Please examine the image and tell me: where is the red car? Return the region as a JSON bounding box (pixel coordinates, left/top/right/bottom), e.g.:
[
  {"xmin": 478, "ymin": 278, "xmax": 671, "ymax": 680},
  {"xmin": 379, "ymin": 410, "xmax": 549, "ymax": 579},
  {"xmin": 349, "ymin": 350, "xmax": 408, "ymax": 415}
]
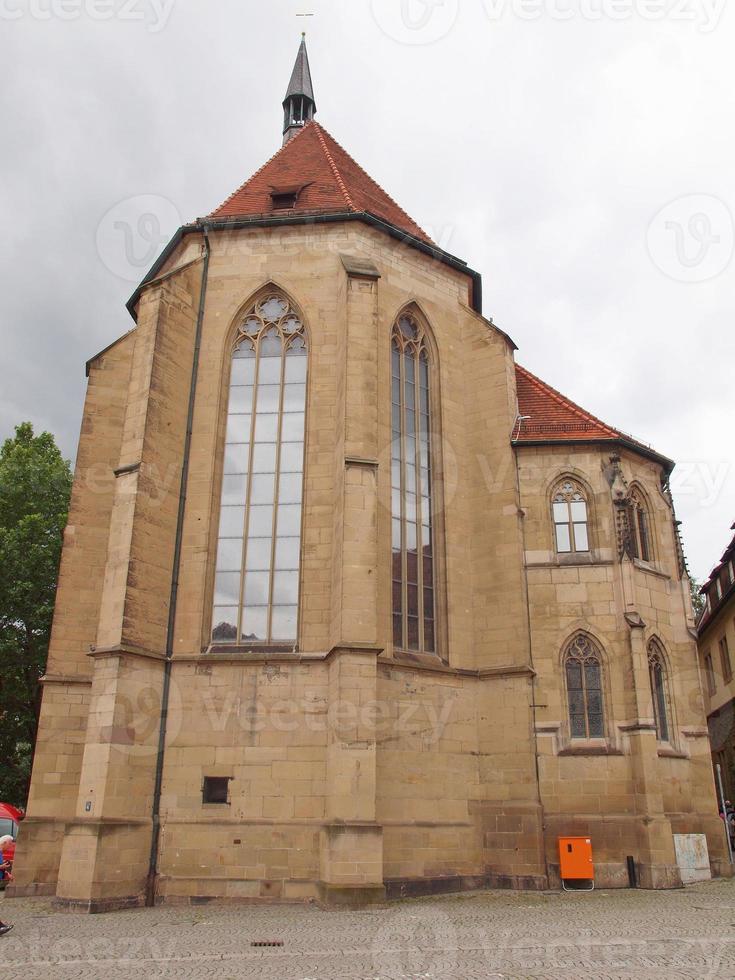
[{"xmin": 0, "ymin": 803, "xmax": 24, "ymax": 865}]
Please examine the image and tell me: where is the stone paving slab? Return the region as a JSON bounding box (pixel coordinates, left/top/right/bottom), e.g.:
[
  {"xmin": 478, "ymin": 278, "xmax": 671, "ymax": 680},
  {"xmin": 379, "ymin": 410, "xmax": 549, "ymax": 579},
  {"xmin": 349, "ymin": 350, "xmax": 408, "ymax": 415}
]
[{"xmin": 2, "ymin": 879, "xmax": 735, "ymax": 979}]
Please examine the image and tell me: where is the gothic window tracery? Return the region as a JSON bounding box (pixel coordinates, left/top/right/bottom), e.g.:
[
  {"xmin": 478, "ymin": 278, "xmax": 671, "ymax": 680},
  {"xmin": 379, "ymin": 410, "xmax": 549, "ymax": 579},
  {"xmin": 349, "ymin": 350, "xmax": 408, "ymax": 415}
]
[
  {"xmin": 647, "ymin": 639, "xmax": 671, "ymax": 743},
  {"xmin": 211, "ymin": 293, "xmax": 307, "ymax": 645},
  {"xmin": 564, "ymin": 634, "xmax": 605, "ymax": 739},
  {"xmin": 552, "ymin": 480, "xmax": 590, "ymax": 554},
  {"xmin": 627, "ymin": 486, "xmax": 652, "ymax": 562},
  {"xmin": 391, "ymin": 312, "xmax": 436, "ymax": 653}
]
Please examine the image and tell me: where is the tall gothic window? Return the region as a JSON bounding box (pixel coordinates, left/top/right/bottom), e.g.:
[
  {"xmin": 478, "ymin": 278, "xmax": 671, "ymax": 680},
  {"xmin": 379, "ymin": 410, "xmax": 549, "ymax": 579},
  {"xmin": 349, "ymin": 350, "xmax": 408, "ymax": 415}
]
[
  {"xmin": 564, "ymin": 634, "xmax": 605, "ymax": 739},
  {"xmin": 391, "ymin": 312, "xmax": 435, "ymax": 653},
  {"xmin": 628, "ymin": 486, "xmax": 652, "ymax": 562},
  {"xmin": 647, "ymin": 639, "xmax": 671, "ymax": 742},
  {"xmin": 552, "ymin": 480, "xmax": 590, "ymax": 554},
  {"xmin": 211, "ymin": 294, "xmax": 307, "ymax": 645}
]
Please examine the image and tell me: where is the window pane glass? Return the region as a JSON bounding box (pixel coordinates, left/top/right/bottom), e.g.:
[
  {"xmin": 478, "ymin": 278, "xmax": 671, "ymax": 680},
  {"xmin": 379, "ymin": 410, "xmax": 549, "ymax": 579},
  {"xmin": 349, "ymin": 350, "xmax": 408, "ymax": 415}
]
[
  {"xmin": 570, "ymin": 713, "xmax": 586, "ymax": 738},
  {"xmin": 231, "ymin": 358, "xmax": 255, "ymax": 386},
  {"xmin": 275, "ymin": 537, "xmax": 300, "ymax": 570},
  {"xmin": 248, "ymin": 505, "xmax": 274, "ymax": 538},
  {"xmin": 566, "ymin": 661, "xmax": 583, "ymax": 690},
  {"xmin": 407, "ymin": 584, "xmax": 419, "ymax": 617},
  {"xmin": 228, "ymin": 386, "xmax": 253, "ymax": 415},
  {"xmin": 281, "ymin": 413, "xmax": 305, "ymax": 442},
  {"xmin": 392, "ymin": 518, "xmax": 401, "ymax": 550},
  {"xmin": 257, "ymin": 356, "xmax": 282, "ymax": 385},
  {"xmin": 245, "ymin": 538, "xmax": 272, "ymax": 571},
  {"xmin": 214, "ymin": 572, "xmax": 240, "ymax": 606},
  {"xmin": 424, "ymin": 617, "xmax": 435, "ymax": 653},
  {"xmin": 587, "ymin": 714, "xmax": 604, "ymax": 738},
  {"xmin": 254, "ymin": 414, "xmax": 278, "ymax": 443},
  {"xmin": 276, "ymin": 504, "xmax": 302, "ymax": 537},
  {"xmin": 250, "ymin": 473, "xmax": 276, "ymax": 506},
  {"xmin": 570, "ymin": 500, "xmax": 587, "ymax": 522},
  {"xmin": 273, "ymin": 571, "xmax": 299, "ymax": 605},
  {"xmin": 555, "ymin": 524, "xmax": 571, "ymax": 552},
  {"xmin": 271, "ymin": 605, "xmax": 298, "ymax": 639},
  {"xmin": 406, "ymin": 522, "xmax": 417, "ymax": 552},
  {"xmin": 243, "ymin": 571, "xmax": 270, "ymax": 606},
  {"xmin": 278, "ymin": 474, "xmax": 303, "ymax": 504},
  {"xmin": 392, "ymin": 614, "xmax": 403, "ymax": 647},
  {"xmin": 252, "ymin": 443, "xmax": 277, "ymax": 474},
  {"xmin": 226, "ymin": 413, "xmax": 252, "ymax": 445},
  {"xmin": 241, "ymin": 607, "xmax": 268, "ymax": 643},
  {"xmin": 216, "ymin": 538, "xmax": 243, "ymax": 572},
  {"xmin": 585, "ymin": 661, "xmax": 601, "ymax": 691},
  {"xmin": 553, "ymin": 502, "xmax": 568, "ymax": 523},
  {"xmin": 224, "ymin": 444, "xmax": 249, "ymax": 475},
  {"xmin": 284, "ymin": 352, "xmax": 307, "ymax": 383},
  {"xmin": 280, "ymin": 442, "xmax": 304, "ymax": 473},
  {"xmin": 407, "ymin": 616, "xmax": 419, "ymax": 650},
  {"xmin": 283, "ymin": 383, "xmax": 306, "ymax": 412},
  {"xmin": 212, "ymin": 608, "xmax": 238, "ymax": 642},
  {"xmin": 221, "ymin": 474, "xmax": 247, "ymax": 507},
  {"xmin": 574, "ymin": 523, "xmax": 589, "ymax": 552},
  {"xmin": 256, "ymin": 385, "xmax": 281, "ymax": 413},
  {"xmin": 219, "ymin": 506, "xmax": 246, "ymax": 538}
]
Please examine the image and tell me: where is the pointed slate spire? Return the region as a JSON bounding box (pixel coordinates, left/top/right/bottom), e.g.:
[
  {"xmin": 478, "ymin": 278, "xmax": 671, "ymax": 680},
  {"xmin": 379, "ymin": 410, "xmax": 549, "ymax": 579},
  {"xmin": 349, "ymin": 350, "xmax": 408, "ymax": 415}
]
[{"xmin": 282, "ymin": 34, "xmax": 316, "ymax": 145}]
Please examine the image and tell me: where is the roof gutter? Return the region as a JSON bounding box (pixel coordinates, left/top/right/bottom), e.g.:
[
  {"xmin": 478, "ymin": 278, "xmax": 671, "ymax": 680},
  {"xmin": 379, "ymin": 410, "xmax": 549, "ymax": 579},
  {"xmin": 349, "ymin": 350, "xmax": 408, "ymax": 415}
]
[{"xmin": 125, "ymin": 211, "xmax": 483, "ymax": 319}]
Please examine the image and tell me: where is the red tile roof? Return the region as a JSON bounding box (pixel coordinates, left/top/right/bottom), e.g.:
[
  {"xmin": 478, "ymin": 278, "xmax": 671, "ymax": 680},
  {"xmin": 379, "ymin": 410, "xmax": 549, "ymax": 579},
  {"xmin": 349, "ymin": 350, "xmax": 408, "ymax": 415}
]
[
  {"xmin": 210, "ymin": 121, "xmax": 433, "ymax": 244},
  {"xmin": 513, "ymin": 363, "xmax": 666, "ymax": 466},
  {"xmin": 514, "ymin": 363, "xmax": 621, "ymax": 442}
]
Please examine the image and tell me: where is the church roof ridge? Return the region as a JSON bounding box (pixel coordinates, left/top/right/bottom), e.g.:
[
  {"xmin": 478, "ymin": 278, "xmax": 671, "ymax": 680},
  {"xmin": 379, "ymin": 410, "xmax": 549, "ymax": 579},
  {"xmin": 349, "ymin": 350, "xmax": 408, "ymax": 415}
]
[{"xmin": 312, "ymin": 122, "xmax": 355, "ymax": 210}]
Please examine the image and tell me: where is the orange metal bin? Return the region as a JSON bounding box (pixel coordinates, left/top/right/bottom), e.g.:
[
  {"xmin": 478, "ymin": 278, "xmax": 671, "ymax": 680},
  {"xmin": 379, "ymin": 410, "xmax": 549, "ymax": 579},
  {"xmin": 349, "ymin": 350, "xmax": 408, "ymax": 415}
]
[{"xmin": 558, "ymin": 836, "xmax": 594, "ymax": 890}]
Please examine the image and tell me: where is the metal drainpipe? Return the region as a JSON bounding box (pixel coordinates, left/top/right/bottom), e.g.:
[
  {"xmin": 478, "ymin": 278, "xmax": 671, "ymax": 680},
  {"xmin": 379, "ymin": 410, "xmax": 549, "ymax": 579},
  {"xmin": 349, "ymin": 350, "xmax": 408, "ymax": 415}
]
[{"xmin": 145, "ymin": 223, "xmax": 211, "ymax": 908}]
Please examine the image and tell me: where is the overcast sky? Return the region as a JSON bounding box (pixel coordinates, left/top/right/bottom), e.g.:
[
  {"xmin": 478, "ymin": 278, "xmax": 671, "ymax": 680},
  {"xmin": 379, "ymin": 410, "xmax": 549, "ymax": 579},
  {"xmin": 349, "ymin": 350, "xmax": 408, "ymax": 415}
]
[{"xmin": 1, "ymin": 0, "xmax": 732, "ymax": 582}]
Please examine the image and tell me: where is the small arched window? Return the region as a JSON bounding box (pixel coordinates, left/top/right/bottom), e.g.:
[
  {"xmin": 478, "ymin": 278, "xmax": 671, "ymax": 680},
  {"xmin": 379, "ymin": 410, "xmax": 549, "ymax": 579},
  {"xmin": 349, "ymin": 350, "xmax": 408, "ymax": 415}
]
[
  {"xmin": 628, "ymin": 486, "xmax": 652, "ymax": 562},
  {"xmin": 211, "ymin": 293, "xmax": 307, "ymax": 645},
  {"xmin": 391, "ymin": 312, "xmax": 436, "ymax": 653},
  {"xmin": 552, "ymin": 480, "xmax": 589, "ymax": 554},
  {"xmin": 564, "ymin": 634, "xmax": 605, "ymax": 739},
  {"xmin": 648, "ymin": 639, "xmax": 671, "ymax": 742}
]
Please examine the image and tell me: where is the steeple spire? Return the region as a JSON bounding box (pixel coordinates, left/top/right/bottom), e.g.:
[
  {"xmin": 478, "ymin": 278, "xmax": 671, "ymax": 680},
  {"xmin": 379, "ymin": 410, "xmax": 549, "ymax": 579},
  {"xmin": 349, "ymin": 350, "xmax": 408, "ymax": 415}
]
[{"xmin": 282, "ymin": 34, "xmax": 316, "ymax": 145}]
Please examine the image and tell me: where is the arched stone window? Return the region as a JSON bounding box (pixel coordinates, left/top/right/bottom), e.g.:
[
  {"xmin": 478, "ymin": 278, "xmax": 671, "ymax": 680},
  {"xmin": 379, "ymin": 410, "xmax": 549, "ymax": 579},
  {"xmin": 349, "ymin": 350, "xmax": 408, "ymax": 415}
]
[
  {"xmin": 648, "ymin": 639, "xmax": 671, "ymax": 742},
  {"xmin": 211, "ymin": 293, "xmax": 307, "ymax": 644},
  {"xmin": 627, "ymin": 486, "xmax": 652, "ymax": 562},
  {"xmin": 391, "ymin": 311, "xmax": 436, "ymax": 653},
  {"xmin": 564, "ymin": 634, "xmax": 605, "ymax": 738},
  {"xmin": 552, "ymin": 479, "xmax": 590, "ymax": 554}
]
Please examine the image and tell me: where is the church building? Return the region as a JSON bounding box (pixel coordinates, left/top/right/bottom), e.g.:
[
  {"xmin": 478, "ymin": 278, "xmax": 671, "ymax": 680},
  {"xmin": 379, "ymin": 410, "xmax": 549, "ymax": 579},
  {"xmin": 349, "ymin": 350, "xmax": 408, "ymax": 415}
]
[{"xmin": 11, "ymin": 39, "xmax": 729, "ymax": 910}]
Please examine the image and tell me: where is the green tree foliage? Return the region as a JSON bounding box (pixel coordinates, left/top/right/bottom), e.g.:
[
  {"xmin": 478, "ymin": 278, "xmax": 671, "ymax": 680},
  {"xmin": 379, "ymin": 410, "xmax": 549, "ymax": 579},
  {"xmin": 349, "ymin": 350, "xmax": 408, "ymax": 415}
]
[
  {"xmin": 690, "ymin": 577, "xmax": 706, "ymax": 622},
  {"xmin": 0, "ymin": 423, "xmax": 72, "ymax": 806}
]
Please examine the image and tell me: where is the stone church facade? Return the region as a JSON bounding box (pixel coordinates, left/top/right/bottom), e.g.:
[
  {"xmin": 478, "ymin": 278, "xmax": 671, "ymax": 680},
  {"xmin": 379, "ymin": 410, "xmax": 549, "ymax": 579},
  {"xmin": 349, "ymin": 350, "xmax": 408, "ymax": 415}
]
[{"xmin": 11, "ymin": 40, "xmax": 729, "ymax": 910}]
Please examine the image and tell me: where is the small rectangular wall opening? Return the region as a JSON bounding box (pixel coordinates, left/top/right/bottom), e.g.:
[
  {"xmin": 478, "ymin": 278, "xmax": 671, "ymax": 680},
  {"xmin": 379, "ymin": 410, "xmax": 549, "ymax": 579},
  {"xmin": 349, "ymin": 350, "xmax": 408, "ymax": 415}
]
[{"xmin": 202, "ymin": 776, "xmax": 231, "ymax": 805}]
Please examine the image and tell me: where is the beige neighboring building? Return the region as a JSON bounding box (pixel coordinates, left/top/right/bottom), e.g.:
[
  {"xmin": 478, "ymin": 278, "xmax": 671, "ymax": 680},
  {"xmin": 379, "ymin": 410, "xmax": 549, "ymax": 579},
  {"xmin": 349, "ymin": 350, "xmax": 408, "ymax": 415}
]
[
  {"xmin": 698, "ymin": 524, "xmax": 735, "ymax": 802},
  {"xmin": 10, "ymin": 40, "xmax": 729, "ymax": 911}
]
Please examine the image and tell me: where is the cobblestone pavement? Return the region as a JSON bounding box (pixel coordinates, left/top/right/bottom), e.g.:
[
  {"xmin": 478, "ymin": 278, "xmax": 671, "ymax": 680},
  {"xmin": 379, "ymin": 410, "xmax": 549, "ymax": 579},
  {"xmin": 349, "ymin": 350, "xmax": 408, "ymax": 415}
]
[{"xmin": 2, "ymin": 879, "xmax": 735, "ymax": 979}]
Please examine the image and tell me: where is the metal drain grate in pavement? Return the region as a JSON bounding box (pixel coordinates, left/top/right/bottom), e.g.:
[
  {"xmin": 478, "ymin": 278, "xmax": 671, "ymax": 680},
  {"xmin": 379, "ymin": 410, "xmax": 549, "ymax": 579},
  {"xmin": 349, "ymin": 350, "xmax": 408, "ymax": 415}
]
[{"xmin": 250, "ymin": 940, "xmax": 284, "ymax": 947}]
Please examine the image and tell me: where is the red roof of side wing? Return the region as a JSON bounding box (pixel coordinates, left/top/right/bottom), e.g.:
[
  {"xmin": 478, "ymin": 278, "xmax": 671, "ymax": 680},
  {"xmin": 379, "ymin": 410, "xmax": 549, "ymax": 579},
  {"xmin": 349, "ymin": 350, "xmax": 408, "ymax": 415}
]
[
  {"xmin": 209, "ymin": 121, "xmax": 433, "ymax": 244},
  {"xmin": 514, "ymin": 363, "xmax": 671, "ymax": 467}
]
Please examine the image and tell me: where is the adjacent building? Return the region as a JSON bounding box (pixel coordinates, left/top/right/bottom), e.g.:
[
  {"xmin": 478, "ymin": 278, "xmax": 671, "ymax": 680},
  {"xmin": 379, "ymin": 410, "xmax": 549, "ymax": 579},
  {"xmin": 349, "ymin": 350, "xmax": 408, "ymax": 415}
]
[
  {"xmin": 698, "ymin": 524, "xmax": 735, "ymax": 802},
  {"xmin": 10, "ymin": 39, "xmax": 729, "ymax": 911}
]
